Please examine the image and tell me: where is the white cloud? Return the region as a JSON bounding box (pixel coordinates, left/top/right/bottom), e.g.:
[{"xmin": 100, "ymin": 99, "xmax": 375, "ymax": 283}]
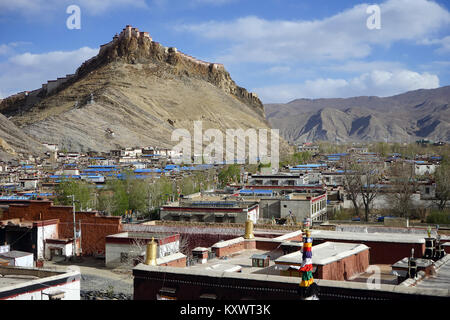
[
  {"xmin": 0, "ymin": 42, "xmax": 31, "ymax": 56},
  {"xmin": 0, "ymin": 47, "xmax": 98, "ymax": 97},
  {"xmin": 325, "ymin": 60, "xmax": 405, "ymax": 74},
  {"xmin": 264, "ymin": 66, "xmax": 292, "ymax": 74},
  {"xmin": 420, "ymin": 35, "xmax": 450, "ymax": 54},
  {"xmin": 177, "ymin": 0, "xmax": 450, "ymax": 64},
  {"xmin": 254, "ymin": 69, "xmax": 440, "ymax": 103},
  {"xmin": 0, "ymin": 0, "xmax": 147, "ymax": 16}
]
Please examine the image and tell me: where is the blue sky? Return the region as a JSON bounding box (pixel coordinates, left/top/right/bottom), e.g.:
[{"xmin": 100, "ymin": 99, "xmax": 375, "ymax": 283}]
[{"xmin": 0, "ymin": 0, "xmax": 449, "ymax": 103}]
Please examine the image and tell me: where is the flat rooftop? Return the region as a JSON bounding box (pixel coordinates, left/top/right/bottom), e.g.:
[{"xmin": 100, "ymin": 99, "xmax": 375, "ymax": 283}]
[
  {"xmin": 275, "ymin": 242, "xmax": 369, "ymax": 266},
  {"xmin": 311, "ymin": 230, "xmax": 427, "ymax": 244},
  {"xmin": 106, "ymin": 231, "xmax": 177, "ymax": 240},
  {"xmin": 163, "ymin": 200, "xmax": 258, "ymax": 209},
  {"xmin": 187, "ymin": 248, "xmax": 283, "ymax": 276},
  {"xmin": 0, "ymin": 265, "xmax": 72, "ymax": 290},
  {"xmin": 0, "ymin": 251, "xmax": 33, "ymax": 259},
  {"xmin": 415, "ymin": 255, "xmax": 450, "ymax": 290},
  {"xmin": 0, "ymin": 274, "xmax": 40, "ymax": 288}
]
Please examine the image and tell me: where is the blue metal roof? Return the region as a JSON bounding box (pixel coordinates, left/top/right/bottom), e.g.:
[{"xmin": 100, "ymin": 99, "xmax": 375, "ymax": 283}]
[
  {"xmin": 239, "ymin": 189, "xmax": 273, "ymax": 195},
  {"xmin": 83, "ymin": 168, "xmax": 113, "ymax": 172},
  {"xmin": 134, "ymin": 168, "xmax": 162, "ymax": 173},
  {"xmin": 0, "ymin": 195, "xmax": 31, "ymax": 200},
  {"xmin": 87, "ymin": 165, "xmax": 116, "ymax": 168},
  {"xmin": 24, "ymin": 193, "xmax": 53, "ymax": 197},
  {"xmin": 327, "ymin": 153, "xmax": 349, "ymax": 156},
  {"xmin": 294, "ymin": 163, "xmax": 327, "ymax": 168}
]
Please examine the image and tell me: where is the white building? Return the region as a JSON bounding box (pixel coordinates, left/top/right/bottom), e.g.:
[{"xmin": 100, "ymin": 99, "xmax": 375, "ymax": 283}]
[
  {"xmin": 248, "ymin": 173, "xmax": 309, "ymax": 187},
  {"xmin": 105, "ymin": 232, "xmax": 181, "ymax": 268},
  {"xmin": 44, "ymin": 239, "xmax": 74, "ymax": 260},
  {"xmin": 0, "ymin": 265, "xmax": 80, "ymax": 300},
  {"xmin": 415, "ymin": 162, "xmax": 437, "ymax": 176},
  {"xmin": 281, "ymin": 193, "xmax": 328, "ymax": 222},
  {"xmin": 0, "ymin": 251, "xmax": 34, "ymax": 268},
  {"xmin": 19, "ymin": 179, "xmax": 39, "ymax": 190}
]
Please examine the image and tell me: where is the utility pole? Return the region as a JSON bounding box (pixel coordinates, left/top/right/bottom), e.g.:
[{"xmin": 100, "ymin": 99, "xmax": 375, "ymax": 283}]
[
  {"xmin": 68, "ymin": 195, "xmax": 77, "ymax": 259},
  {"xmin": 79, "ymin": 220, "xmax": 82, "ymax": 256}
]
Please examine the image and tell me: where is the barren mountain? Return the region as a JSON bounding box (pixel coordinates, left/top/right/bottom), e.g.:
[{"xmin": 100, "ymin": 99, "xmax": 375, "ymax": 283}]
[
  {"xmin": 0, "ymin": 25, "xmax": 283, "ymax": 157},
  {"xmin": 265, "ymin": 86, "xmax": 450, "ymax": 143},
  {"xmin": 0, "ymin": 113, "xmax": 46, "ymax": 160}
]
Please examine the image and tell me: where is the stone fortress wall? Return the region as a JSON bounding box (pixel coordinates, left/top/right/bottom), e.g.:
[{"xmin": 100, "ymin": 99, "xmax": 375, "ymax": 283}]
[{"xmin": 103, "ymin": 25, "xmax": 226, "ymax": 72}]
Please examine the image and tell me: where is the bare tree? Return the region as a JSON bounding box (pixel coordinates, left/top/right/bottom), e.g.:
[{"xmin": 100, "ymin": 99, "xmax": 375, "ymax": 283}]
[
  {"xmin": 342, "ymin": 158, "xmax": 362, "ymax": 218},
  {"xmin": 387, "ymin": 162, "xmax": 418, "ymax": 217},
  {"xmin": 435, "ymin": 163, "xmax": 450, "ymax": 210},
  {"xmin": 358, "ymin": 162, "xmax": 382, "ymax": 222},
  {"xmin": 120, "ymin": 238, "xmax": 148, "ymax": 268},
  {"xmin": 120, "ymin": 234, "xmax": 191, "ymax": 268}
]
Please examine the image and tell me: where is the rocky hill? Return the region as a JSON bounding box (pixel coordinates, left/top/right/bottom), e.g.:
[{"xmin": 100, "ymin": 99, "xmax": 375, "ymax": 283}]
[
  {"xmin": 0, "ymin": 113, "xmax": 46, "ymax": 160},
  {"xmin": 0, "ymin": 25, "xmax": 281, "ymax": 157},
  {"xmin": 265, "ymin": 86, "xmax": 450, "ymax": 143}
]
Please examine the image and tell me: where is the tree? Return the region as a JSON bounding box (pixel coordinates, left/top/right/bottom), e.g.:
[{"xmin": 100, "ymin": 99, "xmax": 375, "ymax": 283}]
[
  {"xmin": 218, "ymin": 164, "xmax": 241, "ymax": 187},
  {"xmin": 370, "ymin": 142, "xmax": 391, "ymax": 157},
  {"xmin": 126, "ymin": 178, "xmax": 149, "ymax": 214},
  {"xmin": 342, "ymin": 158, "xmax": 362, "ymax": 218},
  {"xmin": 387, "ymin": 162, "xmax": 417, "ymax": 217},
  {"xmin": 55, "ymin": 179, "xmax": 92, "ymax": 211},
  {"xmin": 109, "ymin": 179, "xmax": 129, "ymax": 216},
  {"xmin": 279, "ymin": 151, "xmax": 312, "ymax": 167},
  {"xmin": 358, "ymin": 162, "xmax": 382, "ymax": 222},
  {"xmin": 342, "ymin": 157, "xmax": 382, "ymax": 221},
  {"xmin": 435, "ymin": 163, "xmax": 450, "ymax": 210},
  {"xmin": 97, "ymin": 190, "xmax": 115, "ymax": 215}
]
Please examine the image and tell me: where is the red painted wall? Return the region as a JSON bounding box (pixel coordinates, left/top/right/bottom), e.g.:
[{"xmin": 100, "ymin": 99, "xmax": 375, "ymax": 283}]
[
  {"xmin": 4, "ymin": 201, "xmax": 122, "ymax": 255},
  {"xmin": 313, "ymin": 238, "xmax": 424, "ymax": 265},
  {"xmin": 318, "ymin": 250, "xmax": 370, "ymax": 280}
]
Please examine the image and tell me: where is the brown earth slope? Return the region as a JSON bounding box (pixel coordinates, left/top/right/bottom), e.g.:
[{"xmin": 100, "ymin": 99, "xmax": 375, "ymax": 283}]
[{"xmin": 1, "ymin": 25, "xmax": 286, "ymax": 156}]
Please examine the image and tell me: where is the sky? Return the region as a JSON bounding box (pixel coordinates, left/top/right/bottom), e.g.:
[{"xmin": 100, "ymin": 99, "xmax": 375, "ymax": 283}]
[{"xmin": 0, "ymin": 0, "xmax": 449, "ymax": 103}]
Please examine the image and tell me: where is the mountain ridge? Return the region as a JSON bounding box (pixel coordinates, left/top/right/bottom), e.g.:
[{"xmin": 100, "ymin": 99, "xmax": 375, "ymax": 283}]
[{"xmin": 265, "ymin": 86, "xmax": 450, "ymax": 143}]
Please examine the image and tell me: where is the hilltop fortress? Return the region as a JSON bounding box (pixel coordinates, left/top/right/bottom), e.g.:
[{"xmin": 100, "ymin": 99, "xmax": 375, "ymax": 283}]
[
  {"xmin": 99, "ymin": 25, "xmax": 225, "ymax": 71},
  {"xmin": 0, "ymin": 25, "xmax": 264, "ymax": 119}
]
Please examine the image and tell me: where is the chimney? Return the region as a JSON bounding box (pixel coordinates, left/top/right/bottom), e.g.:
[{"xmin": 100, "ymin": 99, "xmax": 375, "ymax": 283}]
[
  {"xmin": 408, "ymin": 248, "xmax": 417, "ymax": 279},
  {"xmin": 244, "ymin": 219, "xmax": 254, "ymax": 239},
  {"xmin": 145, "ymin": 237, "xmax": 157, "ymax": 266}
]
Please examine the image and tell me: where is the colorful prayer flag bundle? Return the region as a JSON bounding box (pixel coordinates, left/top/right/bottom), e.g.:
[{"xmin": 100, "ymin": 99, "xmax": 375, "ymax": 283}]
[{"xmin": 299, "ymin": 229, "xmax": 314, "ymax": 288}]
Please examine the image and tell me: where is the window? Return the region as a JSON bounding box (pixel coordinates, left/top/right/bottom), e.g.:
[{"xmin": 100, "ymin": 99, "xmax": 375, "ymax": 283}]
[
  {"xmin": 425, "ymin": 187, "xmax": 430, "ymax": 194},
  {"xmin": 120, "ymin": 252, "xmax": 129, "ymax": 263}
]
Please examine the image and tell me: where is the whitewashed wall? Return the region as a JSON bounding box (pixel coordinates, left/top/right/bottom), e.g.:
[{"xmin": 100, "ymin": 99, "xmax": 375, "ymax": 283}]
[{"xmin": 37, "ymin": 223, "xmax": 58, "ymax": 260}]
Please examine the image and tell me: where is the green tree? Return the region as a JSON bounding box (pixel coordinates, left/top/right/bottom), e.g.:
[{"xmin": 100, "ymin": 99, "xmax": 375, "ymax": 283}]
[
  {"xmin": 218, "ymin": 164, "xmax": 241, "ymax": 187},
  {"xmin": 109, "ymin": 179, "xmax": 129, "ymax": 216},
  {"xmin": 55, "ymin": 179, "xmax": 92, "ymax": 211},
  {"xmin": 127, "ymin": 178, "xmax": 149, "ymax": 214}
]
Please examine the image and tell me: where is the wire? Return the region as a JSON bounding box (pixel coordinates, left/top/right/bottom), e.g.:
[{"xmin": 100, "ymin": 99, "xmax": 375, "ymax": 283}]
[{"xmin": 3, "ymin": 226, "xmax": 33, "ymax": 247}]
